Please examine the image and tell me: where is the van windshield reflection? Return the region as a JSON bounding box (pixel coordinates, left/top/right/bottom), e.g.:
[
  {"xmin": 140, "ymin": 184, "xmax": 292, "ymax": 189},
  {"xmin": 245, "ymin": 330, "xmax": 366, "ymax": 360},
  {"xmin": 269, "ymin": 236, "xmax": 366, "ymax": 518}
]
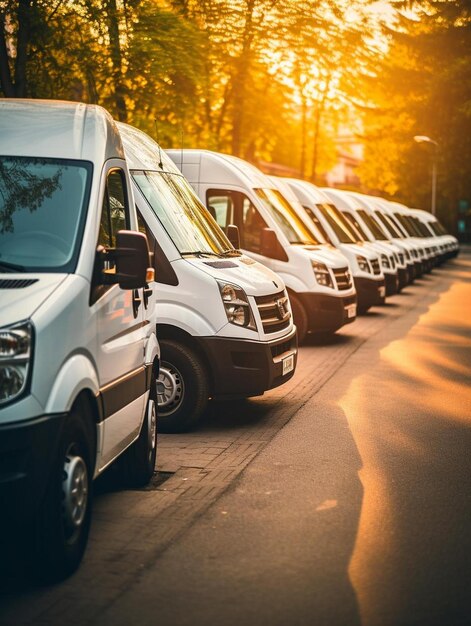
[
  {"xmin": 255, "ymin": 188, "xmax": 321, "ymax": 245},
  {"xmin": 132, "ymin": 170, "xmax": 237, "ymax": 257},
  {"xmin": 0, "ymin": 156, "xmax": 92, "ymax": 272}
]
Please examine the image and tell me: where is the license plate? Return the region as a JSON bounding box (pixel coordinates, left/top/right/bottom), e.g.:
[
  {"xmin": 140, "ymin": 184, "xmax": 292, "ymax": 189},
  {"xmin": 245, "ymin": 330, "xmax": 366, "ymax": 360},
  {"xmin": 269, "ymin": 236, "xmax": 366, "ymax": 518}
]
[
  {"xmin": 346, "ymin": 304, "xmax": 356, "ymax": 318},
  {"xmin": 282, "ymin": 353, "xmax": 295, "ymax": 376},
  {"xmin": 379, "ymin": 286, "xmax": 386, "ymax": 298}
]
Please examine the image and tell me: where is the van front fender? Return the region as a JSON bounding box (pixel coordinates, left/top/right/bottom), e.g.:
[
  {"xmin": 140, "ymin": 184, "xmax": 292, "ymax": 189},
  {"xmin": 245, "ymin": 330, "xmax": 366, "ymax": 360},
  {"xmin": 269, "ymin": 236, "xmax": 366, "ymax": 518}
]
[
  {"xmin": 275, "ymin": 272, "xmax": 311, "ymax": 294},
  {"xmin": 44, "ymin": 354, "xmax": 100, "ymax": 415},
  {"xmin": 157, "ymin": 301, "xmax": 222, "ymax": 336}
]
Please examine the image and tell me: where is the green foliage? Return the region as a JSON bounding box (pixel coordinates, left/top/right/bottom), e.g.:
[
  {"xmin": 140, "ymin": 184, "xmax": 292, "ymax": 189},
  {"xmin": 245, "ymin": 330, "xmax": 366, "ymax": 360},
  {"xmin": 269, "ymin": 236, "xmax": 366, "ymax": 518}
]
[
  {"xmin": 360, "ymin": 1, "xmax": 471, "ymax": 228},
  {"xmin": 0, "ymin": 0, "xmax": 382, "ymax": 180}
]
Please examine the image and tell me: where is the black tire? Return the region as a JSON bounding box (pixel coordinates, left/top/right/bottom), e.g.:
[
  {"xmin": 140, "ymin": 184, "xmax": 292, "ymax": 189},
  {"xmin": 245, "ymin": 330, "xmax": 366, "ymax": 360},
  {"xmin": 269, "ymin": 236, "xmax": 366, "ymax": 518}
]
[
  {"xmin": 288, "ymin": 292, "xmax": 308, "ymax": 345},
  {"xmin": 30, "ymin": 402, "xmax": 94, "ymax": 583},
  {"xmin": 120, "ymin": 380, "xmax": 158, "ymax": 487},
  {"xmin": 157, "ymin": 339, "xmax": 209, "ymax": 433}
]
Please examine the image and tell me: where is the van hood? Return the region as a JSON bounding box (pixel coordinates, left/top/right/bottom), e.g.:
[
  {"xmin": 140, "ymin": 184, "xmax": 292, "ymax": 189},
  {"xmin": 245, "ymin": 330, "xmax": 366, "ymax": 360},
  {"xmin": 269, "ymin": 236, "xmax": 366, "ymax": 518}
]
[
  {"xmin": 301, "ymin": 245, "xmax": 349, "ymax": 268},
  {"xmin": 340, "ymin": 242, "xmax": 378, "ymax": 260},
  {"xmin": 185, "ymin": 255, "xmax": 284, "ymax": 297},
  {"xmin": 0, "ymin": 274, "xmax": 68, "ymax": 328}
]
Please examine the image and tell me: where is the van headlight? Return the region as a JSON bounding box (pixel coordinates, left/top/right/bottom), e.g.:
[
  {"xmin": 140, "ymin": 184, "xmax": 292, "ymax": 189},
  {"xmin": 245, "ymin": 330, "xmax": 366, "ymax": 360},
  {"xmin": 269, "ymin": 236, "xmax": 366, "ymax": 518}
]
[
  {"xmin": 356, "ymin": 255, "xmax": 371, "ymax": 273},
  {"xmin": 312, "ymin": 261, "xmax": 333, "ymax": 287},
  {"xmin": 0, "ymin": 321, "xmax": 33, "ymax": 405},
  {"xmin": 218, "ymin": 282, "xmax": 256, "ymax": 330}
]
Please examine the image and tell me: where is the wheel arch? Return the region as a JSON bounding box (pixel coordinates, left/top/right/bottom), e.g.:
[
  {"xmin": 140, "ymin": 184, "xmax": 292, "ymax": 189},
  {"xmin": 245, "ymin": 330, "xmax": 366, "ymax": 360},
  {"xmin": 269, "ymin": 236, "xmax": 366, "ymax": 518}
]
[{"xmin": 157, "ymin": 324, "xmax": 213, "ymax": 394}]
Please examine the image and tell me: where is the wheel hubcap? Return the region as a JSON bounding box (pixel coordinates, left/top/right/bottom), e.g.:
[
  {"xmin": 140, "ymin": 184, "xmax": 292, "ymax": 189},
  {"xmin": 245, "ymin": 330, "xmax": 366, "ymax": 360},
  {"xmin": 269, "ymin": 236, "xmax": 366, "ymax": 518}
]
[
  {"xmin": 148, "ymin": 399, "xmax": 157, "ymax": 454},
  {"xmin": 62, "ymin": 453, "xmax": 88, "ymax": 540},
  {"xmin": 157, "ymin": 363, "xmax": 184, "ymax": 415}
]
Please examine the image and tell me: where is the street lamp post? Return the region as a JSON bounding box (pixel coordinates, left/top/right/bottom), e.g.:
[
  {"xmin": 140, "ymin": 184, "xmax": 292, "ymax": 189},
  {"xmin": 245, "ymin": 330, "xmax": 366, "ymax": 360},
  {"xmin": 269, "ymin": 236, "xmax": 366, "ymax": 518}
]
[{"xmin": 414, "ymin": 135, "xmax": 438, "ymax": 216}]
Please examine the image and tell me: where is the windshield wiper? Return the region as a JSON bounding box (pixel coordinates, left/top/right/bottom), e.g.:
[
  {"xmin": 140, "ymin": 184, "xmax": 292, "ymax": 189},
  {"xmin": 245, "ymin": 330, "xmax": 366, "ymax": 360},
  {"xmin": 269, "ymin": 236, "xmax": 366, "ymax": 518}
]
[
  {"xmin": 0, "ymin": 260, "xmax": 27, "ymax": 272},
  {"xmin": 290, "ymin": 241, "xmax": 317, "ymax": 246},
  {"xmin": 181, "ymin": 251, "xmax": 222, "ymax": 258},
  {"xmin": 219, "ymin": 249, "xmax": 241, "ymax": 257}
]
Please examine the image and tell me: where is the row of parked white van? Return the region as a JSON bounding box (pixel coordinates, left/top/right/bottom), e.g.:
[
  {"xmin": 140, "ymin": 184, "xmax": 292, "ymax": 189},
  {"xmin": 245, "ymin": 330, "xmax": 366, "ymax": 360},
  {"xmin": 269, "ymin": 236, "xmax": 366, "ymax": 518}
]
[{"xmin": 0, "ymin": 100, "xmax": 458, "ymax": 583}]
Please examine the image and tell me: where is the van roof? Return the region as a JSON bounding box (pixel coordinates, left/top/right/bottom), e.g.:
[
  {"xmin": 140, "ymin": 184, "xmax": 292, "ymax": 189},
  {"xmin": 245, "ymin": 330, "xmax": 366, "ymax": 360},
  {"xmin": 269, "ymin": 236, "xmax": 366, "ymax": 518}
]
[
  {"xmin": 166, "ymin": 149, "xmax": 274, "ymax": 189},
  {"xmin": 117, "ymin": 122, "xmax": 182, "ymax": 175},
  {"xmin": 0, "ymin": 99, "xmax": 123, "ymax": 163},
  {"xmin": 283, "ymin": 178, "xmax": 331, "ymax": 205}
]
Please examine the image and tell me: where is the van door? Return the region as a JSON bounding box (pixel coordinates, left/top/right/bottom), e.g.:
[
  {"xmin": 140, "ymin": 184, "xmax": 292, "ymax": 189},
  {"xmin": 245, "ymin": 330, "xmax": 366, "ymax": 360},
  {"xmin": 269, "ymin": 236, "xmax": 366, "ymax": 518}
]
[{"xmin": 92, "ymin": 165, "xmax": 147, "ymax": 469}]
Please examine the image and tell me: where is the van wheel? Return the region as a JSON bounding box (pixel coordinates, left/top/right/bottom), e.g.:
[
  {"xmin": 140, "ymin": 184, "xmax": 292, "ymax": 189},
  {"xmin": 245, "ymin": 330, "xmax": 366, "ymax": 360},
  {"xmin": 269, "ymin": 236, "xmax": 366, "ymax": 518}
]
[
  {"xmin": 157, "ymin": 339, "xmax": 208, "ymax": 433},
  {"xmin": 289, "ymin": 293, "xmax": 308, "ymax": 345},
  {"xmin": 30, "ymin": 404, "xmax": 93, "ymax": 583},
  {"xmin": 120, "ymin": 390, "xmax": 158, "ymax": 487}
]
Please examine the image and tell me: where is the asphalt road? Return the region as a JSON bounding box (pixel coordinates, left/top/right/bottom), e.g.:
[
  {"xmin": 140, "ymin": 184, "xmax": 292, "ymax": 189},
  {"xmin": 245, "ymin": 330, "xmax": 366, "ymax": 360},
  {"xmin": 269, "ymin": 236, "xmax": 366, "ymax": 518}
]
[{"xmin": 1, "ymin": 251, "xmax": 470, "ymax": 626}]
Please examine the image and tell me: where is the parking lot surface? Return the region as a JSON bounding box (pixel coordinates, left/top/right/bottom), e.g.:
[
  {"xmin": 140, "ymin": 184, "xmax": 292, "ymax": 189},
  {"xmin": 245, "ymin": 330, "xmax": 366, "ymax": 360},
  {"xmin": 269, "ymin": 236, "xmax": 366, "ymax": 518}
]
[{"xmin": 1, "ymin": 251, "xmax": 470, "ymax": 626}]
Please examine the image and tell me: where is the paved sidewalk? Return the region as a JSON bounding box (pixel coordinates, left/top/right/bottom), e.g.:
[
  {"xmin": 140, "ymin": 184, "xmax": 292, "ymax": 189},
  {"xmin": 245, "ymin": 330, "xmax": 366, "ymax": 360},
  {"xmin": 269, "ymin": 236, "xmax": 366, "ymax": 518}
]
[{"xmin": 0, "ymin": 259, "xmax": 462, "ymax": 625}]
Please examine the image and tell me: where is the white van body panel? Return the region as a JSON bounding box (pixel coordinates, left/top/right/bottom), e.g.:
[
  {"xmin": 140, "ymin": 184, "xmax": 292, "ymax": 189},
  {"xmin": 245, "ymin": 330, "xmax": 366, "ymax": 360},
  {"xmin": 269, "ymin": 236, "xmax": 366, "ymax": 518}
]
[
  {"xmin": 0, "ymin": 275, "xmax": 67, "ymax": 329},
  {"xmin": 45, "ymin": 357, "xmax": 99, "ymax": 416}
]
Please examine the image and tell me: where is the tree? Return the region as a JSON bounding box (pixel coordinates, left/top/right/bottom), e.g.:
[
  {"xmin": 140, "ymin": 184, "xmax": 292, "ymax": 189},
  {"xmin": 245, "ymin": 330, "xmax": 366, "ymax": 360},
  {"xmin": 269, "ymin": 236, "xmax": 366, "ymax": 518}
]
[{"xmin": 359, "ymin": 1, "xmax": 471, "ymax": 230}]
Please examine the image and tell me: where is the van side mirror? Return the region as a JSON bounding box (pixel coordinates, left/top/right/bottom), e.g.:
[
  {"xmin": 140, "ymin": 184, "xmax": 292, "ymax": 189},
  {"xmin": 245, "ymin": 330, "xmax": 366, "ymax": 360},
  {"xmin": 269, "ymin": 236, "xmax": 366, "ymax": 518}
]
[
  {"xmin": 100, "ymin": 230, "xmax": 154, "ymax": 290},
  {"xmin": 226, "ymin": 224, "xmax": 240, "ymax": 249},
  {"xmin": 260, "ymin": 228, "xmax": 288, "ymax": 261}
]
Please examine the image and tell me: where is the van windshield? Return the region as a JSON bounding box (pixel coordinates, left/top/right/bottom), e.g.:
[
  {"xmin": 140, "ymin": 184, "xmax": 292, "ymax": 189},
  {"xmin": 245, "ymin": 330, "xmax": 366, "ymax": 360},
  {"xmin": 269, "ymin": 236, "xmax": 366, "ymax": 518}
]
[
  {"xmin": 317, "ymin": 204, "xmax": 361, "ymax": 244},
  {"xmin": 255, "ymin": 188, "xmax": 321, "ymax": 245},
  {"xmin": 375, "ymin": 211, "xmax": 405, "ymax": 238},
  {"xmin": 357, "ymin": 209, "xmax": 388, "ymax": 240},
  {"xmin": 0, "ymin": 156, "xmax": 92, "ymax": 272},
  {"xmin": 132, "ymin": 170, "xmax": 235, "ymax": 256}
]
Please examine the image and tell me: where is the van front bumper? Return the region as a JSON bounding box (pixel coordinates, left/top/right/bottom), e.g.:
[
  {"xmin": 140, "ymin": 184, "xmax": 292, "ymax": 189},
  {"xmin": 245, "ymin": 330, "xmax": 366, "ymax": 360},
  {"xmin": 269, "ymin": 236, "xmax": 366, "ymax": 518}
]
[
  {"xmin": 298, "ymin": 292, "xmax": 357, "ymax": 333},
  {"xmin": 398, "ymin": 266, "xmax": 409, "ymax": 289},
  {"xmin": 354, "ymin": 276, "xmax": 386, "ymax": 310},
  {"xmin": 0, "ymin": 413, "xmax": 63, "ymax": 526},
  {"xmin": 385, "ymin": 272, "xmax": 399, "ymax": 296},
  {"xmin": 198, "ymin": 326, "xmax": 298, "ymax": 398}
]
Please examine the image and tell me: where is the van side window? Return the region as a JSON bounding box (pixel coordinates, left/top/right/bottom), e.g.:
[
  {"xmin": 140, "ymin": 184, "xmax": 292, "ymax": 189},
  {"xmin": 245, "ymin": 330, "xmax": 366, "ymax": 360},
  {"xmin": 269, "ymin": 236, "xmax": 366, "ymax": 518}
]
[
  {"xmin": 98, "ymin": 169, "xmax": 129, "ymax": 248},
  {"xmin": 241, "ymin": 196, "xmax": 268, "ymax": 253},
  {"xmin": 206, "ymin": 191, "xmax": 232, "ymax": 230},
  {"xmin": 206, "ymin": 189, "xmax": 268, "ymax": 253},
  {"xmin": 136, "ymin": 208, "xmax": 179, "ymax": 286}
]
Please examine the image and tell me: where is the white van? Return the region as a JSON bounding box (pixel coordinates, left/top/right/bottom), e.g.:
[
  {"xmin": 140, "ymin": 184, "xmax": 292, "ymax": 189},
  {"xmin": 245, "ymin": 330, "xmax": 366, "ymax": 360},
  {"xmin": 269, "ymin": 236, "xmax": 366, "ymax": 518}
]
[
  {"xmin": 410, "ymin": 208, "xmax": 459, "ymax": 261},
  {"xmin": 167, "ymin": 150, "xmax": 357, "ymax": 343},
  {"xmin": 341, "ymin": 191, "xmax": 415, "ymax": 287},
  {"xmin": 323, "ymin": 188, "xmax": 406, "ymax": 294},
  {"xmin": 350, "ymin": 194, "xmax": 422, "ymax": 280},
  {"xmin": 119, "ymin": 127, "xmax": 297, "ymax": 432},
  {"xmin": 379, "ymin": 200, "xmax": 434, "ymax": 273},
  {"xmin": 283, "ymin": 179, "xmax": 386, "ymax": 313},
  {"xmin": 0, "ymin": 100, "xmax": 159, "ymax": 582}
]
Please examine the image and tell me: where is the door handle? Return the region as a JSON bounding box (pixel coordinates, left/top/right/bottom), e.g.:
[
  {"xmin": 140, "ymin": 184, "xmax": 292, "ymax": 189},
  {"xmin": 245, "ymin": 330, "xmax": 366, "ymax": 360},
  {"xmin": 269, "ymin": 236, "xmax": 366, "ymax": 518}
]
[
  {"xmin": 132, "ymin": 289, "xmax": 142, "ymax": 318},
  {"xmin": 143, "ymin": 285, "xmax": 153, "ymax": 308}
]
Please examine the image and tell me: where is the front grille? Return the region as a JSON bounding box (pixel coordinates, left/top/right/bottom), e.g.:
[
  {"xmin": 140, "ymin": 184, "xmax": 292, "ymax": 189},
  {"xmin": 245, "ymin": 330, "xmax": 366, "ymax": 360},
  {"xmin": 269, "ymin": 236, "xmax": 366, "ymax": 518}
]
[
  {"xmin": 0, "ymin": 279, "xmax": 38, "ymax": 289},
  {"xmin": 332, "ymin": 267, "xmax": 353, "ymax": 291},
  {"xmin": 255, "ymin": 290, "xmax": 291, "ymax": 334},
  {"xmin": 371, "ymin": 259, "xmax": 381, "ymax": 275}
]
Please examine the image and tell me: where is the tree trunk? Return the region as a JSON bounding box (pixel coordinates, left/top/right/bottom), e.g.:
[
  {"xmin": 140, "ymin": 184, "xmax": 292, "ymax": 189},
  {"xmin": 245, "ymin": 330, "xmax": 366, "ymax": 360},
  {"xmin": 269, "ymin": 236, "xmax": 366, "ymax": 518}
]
[
  {"xmin": 14, "ymin": 0, "xmax": 32, "ymax": 97},
  {"xmin": 0, "ymin": 11, "xmax": 14, "ymax": 97},
  {"xmin": 230, "ymin": 0, "xmax": 255, "ymax": 156},
  {"xmin": 106, "ymin": 0, "xmax": 127, "ymax": 122}
]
